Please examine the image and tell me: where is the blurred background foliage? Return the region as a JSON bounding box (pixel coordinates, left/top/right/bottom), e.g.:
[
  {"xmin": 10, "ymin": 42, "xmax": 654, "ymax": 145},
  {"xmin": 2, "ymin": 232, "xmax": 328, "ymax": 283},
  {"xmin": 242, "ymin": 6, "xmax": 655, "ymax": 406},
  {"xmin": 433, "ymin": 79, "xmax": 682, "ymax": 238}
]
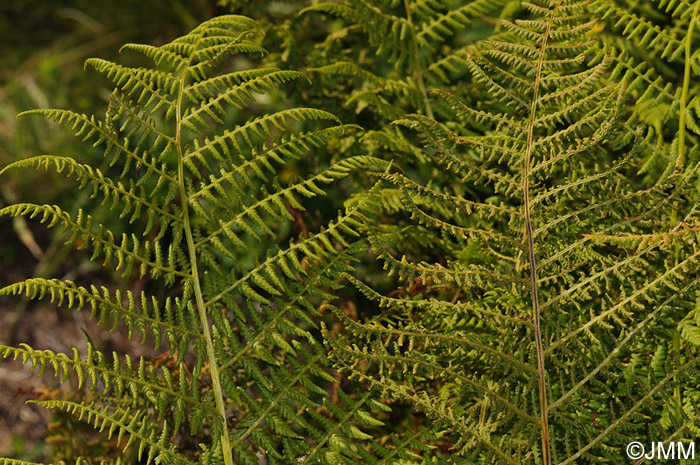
[{"xmin": 0, "ymin": 0, "xmax": 219, "ymax": 279}]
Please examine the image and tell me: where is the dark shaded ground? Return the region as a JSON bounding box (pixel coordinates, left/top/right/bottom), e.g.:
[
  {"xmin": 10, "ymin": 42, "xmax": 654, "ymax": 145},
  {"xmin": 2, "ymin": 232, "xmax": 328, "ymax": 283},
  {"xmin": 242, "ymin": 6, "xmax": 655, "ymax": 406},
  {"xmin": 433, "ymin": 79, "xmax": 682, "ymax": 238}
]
[
  {"xmin": 0, "ymin": 298, "xmax": 87, "ymax": 459},
  {"xmin": 0, "ymin": 219, "xmax": 141, "ymax": 460}
]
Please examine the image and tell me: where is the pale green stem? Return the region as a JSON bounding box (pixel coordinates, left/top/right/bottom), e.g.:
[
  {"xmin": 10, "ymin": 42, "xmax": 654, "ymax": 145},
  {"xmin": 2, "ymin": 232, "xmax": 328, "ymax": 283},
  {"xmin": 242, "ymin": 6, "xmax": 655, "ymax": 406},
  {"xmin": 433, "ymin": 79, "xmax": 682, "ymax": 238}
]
[
  {"xmin": 522, "ymin": 3, "xmax": 563, "ymax": 463},
  {"xmin": 174, "ymin": 36, "xmax": 234, "ymax": 465},
  {"xmin": 677, "ymin": 1, "xmax": 700, "ymax": 170},
  {"xmin": 673, "ymin": 10, "xmax": 699, "ymax": 464},
  {"xmin": 404, "ymin": 0, "xmax": 434, "ymax": 119}
]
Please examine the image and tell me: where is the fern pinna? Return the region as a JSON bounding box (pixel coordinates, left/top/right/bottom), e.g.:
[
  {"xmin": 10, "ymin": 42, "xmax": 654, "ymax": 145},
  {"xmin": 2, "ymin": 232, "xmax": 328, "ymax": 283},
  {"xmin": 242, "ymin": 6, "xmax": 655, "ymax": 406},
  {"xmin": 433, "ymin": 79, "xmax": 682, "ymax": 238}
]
[
  {"xmin": 326, "ymin": 0, "xmax": 700, "ymax": 463},
  {"xmin": 0, "ymin": 16, "xmax": 390, "ymax": 465}
]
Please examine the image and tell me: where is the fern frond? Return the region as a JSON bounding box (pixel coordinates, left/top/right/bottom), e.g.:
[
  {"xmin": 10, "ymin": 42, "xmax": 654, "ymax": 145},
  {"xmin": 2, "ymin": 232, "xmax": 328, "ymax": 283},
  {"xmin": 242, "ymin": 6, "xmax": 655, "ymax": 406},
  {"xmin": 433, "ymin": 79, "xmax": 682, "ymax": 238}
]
[
  {"xmin": 1, "ymin": 342, "xmax": 215, "ymax": 432},
  {"xmin": 198, "ymin": 155, "xmax": 387, "ymax": 244},
  {"xmin": 1, "ymin": 155, "xmax": 180, "ymax": 230},
  {"xmin": 18, "ymin": 108, "xmax": 177, "ymax": 188},
  {"xmin": 33, "ymin": 400, "xmax": 191, "ymax": 465},
  {"xmin": 191, "ymin": 124, "xmax": 362, "ymax": 201},
  {"xmin": 0, "ymin": 204, "xmax": 187, "ymax": 283},
  {"xmin": 85, "ymin": 59, "xmax": 178, "ymax": 117},
  {"xmin": 183, "ymin": 107, "xmax": 340, "ymax": 171},
  {"xmin": 181, "ymin": 70, "xmax": 305, "ymax": 129},
  {"xmin": 2, "ymin": 15, "xmax": 389, "ymax": 465},
  {"xmin": 0, "ymin": 278, "xmax": 200, "ymax": 349},
  {"xmin": 321, "ymin": 1, "xmax": 700, "ymax": 463},
  {"xmin": 417, "ymin": 0, "xmax": 510, "ymax": 46}
]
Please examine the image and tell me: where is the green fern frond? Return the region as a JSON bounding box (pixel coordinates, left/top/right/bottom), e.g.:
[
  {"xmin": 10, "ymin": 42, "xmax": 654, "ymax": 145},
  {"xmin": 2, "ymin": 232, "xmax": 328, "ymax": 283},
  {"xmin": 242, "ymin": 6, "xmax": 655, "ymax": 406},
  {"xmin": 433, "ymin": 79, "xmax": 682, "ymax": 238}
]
[
  {"xmin": 5, "ymin": 2, "xmax": 700, "ymax": 464},
  {"xmin": 32, "ymin": 400, "xmax": 191, "ymax": 465},
  {"xmin": 1, "ymin": 155, "xmax": 180, "ymax": 230},
  {"xmin": 0, "ymin": 278, "xmax": 200, "ymax": 349},
  {"xmin": 1, "ymin": 15, "xmax": 390, "ymax": 465},
  {"xmin": 320, "ymin": 1, "xmax": 700, "ymax": 463}
]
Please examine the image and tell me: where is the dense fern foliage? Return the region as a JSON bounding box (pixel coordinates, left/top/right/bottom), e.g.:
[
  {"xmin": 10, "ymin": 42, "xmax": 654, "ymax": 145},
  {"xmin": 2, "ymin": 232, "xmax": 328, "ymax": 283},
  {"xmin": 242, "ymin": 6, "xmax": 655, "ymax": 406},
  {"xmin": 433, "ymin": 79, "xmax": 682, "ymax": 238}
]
[
  {"xmin": 326, "ymin": 0, "xmax": 700, "ymax": 462},
  {"xmin": 299, "ymin": 0, "xmax": 514, "ymax": 170},
  {"xmin": 590, "ymin": 0, "xmax": 700, "ymax": 179},
  {"xmin": 4, "ymin": 1, "xmax": 700, "ymax": 464}
]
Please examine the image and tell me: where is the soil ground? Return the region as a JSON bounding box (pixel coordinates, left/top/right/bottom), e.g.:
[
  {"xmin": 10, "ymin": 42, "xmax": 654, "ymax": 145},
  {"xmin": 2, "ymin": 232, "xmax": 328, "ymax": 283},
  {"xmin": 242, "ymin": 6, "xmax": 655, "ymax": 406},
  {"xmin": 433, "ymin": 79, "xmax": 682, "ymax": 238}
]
[{"xmin": 0, "ymin": 220, "xmax": 136, "ymax": 461}]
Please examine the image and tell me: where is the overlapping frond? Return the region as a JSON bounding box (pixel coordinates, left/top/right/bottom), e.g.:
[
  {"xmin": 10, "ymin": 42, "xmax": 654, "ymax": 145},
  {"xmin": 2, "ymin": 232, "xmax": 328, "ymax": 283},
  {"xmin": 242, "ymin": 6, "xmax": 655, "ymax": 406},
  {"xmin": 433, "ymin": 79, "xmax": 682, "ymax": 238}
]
[
  {"xmin": 301, "ymin": 0, "xmax": 513, "ymax": 174},
  {"xmin": 592, "ymin": 0, "xmax": 700, "ymax": 177},
  {"xmin": 4, "ymin": 2, "xmax": 698, "ymax": 464}
]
